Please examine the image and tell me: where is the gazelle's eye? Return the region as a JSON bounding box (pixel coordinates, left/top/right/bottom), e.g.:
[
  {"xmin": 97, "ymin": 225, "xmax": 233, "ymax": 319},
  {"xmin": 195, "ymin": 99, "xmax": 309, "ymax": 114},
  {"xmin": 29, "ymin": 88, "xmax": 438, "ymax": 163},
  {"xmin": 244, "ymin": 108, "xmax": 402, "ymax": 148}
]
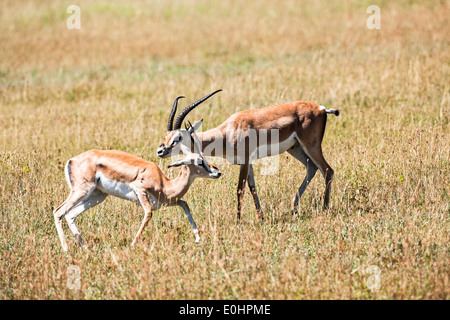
[{"xmin": 170, "ymin": 139, "xmax": 177, "ymax": 147}]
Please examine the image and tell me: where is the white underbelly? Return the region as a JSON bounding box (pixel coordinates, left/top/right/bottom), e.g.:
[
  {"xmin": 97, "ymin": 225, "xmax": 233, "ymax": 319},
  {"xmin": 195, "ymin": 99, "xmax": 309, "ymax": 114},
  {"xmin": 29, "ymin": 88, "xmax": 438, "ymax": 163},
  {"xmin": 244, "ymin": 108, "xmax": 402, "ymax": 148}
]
[
  {"xmin": 252, "ymin": 132, "xmax": 298, "ymax": 161},
  {"xmin": 96, "ymin": 173, "xmax": 138, "ymax": 202},
  {"xmin": 209, "ymin": 132, "xmax": 299, "ymax": 164}
]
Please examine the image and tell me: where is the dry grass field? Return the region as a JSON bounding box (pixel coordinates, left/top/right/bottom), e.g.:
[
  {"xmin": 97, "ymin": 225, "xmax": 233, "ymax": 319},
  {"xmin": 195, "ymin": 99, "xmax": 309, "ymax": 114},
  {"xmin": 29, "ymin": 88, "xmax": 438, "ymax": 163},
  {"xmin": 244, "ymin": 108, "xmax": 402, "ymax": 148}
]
[{"xmin": 0, "ymin": 0, "xmax": 449, "ymax": 299}]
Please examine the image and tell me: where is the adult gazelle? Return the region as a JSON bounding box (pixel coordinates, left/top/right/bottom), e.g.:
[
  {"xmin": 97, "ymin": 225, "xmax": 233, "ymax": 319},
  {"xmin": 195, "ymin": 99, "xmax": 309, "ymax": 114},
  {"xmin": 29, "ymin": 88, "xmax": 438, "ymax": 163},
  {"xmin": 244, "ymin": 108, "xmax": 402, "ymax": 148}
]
[{"xmin": 157, "ymin": 90, "xmax": 339, "ymax": 220}]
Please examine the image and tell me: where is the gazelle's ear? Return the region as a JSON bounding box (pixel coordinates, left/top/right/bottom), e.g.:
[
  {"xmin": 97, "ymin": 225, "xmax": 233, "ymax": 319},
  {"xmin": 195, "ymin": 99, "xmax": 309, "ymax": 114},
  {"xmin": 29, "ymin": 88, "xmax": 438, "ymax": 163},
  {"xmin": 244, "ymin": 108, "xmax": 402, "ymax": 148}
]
[
  {"xmin": 168, "ymin": 157, "xmax": 190, "ymax": 168},
  {"xmin": 188, "ymin": 119, "xmax": 203, "ymax": 133},
  {"xmin": 193, "ymin": 118, "xmax": 203, "ymax": 130}
]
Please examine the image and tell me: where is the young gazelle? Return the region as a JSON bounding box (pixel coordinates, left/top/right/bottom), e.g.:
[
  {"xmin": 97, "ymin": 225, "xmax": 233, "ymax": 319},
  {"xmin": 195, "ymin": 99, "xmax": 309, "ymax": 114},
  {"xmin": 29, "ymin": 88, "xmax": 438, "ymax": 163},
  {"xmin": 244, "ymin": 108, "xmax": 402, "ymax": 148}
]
[
  {"xmin": 157, "ymin": 90, "xmax": 339, "ymax": 220},
  {"xmin": 53, "ymin": 125, "xmax": 220, "ymax": 251}
]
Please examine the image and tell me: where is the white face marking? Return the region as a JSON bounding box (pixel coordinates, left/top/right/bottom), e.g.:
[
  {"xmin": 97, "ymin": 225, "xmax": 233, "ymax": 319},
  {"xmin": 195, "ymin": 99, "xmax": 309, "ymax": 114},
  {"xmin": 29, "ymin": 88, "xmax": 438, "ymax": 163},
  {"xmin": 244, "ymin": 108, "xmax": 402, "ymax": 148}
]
[
  {"xmin": 319, "ymin": 105, "xmax": 326, "ymax": 111},
  {"xmin": 168, "ymin": 130, "xmax": 183, "ymax": 146},
  {"xmin": 95, "ymin": 172, "xmax": 137, "ymax": 202}
]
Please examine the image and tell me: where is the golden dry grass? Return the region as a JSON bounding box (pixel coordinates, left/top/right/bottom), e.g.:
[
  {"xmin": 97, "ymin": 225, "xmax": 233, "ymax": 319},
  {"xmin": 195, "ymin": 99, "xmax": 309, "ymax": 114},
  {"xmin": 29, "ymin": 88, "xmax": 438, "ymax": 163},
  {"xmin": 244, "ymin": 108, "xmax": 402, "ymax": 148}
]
[{"xmin": 0, "ymin": 0, "xmax": 449, "ymax": 299}]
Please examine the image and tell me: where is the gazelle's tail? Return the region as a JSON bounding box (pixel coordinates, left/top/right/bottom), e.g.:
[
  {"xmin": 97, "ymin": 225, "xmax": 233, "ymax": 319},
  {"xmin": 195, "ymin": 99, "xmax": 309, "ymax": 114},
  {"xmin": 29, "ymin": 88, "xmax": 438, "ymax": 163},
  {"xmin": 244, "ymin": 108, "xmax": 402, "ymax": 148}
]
[
  {"xmin": 326, "ymin": 109, "xmax": 340, "ymax": 116},
  {"xmin": 64, "ymin": 159, "xmax": 74, "ymax": 190},
  {"xmin": 325, "ymin": 109, "xmax": 339, "ymax": 117}
]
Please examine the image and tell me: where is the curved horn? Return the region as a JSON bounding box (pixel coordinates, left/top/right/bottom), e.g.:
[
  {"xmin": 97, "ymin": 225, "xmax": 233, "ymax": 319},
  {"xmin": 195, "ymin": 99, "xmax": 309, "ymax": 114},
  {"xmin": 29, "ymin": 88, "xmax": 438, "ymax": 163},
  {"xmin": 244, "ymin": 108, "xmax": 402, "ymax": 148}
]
[
  {"xmin": 173, "ymin": 89, "xmax": 222, "ymax": 130},
  {"xmin": 168, "ymin": 96, "xmax": 185, "ymax": 131}
]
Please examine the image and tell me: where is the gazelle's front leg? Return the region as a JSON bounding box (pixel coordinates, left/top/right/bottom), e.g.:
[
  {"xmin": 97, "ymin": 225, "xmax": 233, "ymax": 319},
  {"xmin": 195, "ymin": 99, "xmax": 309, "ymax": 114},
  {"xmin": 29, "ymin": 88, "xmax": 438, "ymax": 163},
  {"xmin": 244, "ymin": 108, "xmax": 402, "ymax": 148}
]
[
  {"xmin": 177, "ymin": 200, "xmax": 200, "ymax": 243},
  {"xmin": 236, "ymin": 163, "xmax": 249, "ymax": 221},
  {"xmin": 131, "ymin": 190, "xmax": 153, "ymax": 247},
  {"xmin": 247, "ymin": 165, "xmax": 263, "ymax": 220}
]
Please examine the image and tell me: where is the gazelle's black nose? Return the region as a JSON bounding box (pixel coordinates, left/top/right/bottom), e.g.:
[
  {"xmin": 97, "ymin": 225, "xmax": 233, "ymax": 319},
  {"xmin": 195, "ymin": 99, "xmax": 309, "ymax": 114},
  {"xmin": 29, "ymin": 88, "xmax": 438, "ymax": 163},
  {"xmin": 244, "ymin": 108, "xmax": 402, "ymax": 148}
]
[
  {"xmin": 157, "ymin": 147, "xmax": 168, "ymax": 158},
  {"xmin": 211, "ymin": 171, "xmax": 221, "ymax": 179}
]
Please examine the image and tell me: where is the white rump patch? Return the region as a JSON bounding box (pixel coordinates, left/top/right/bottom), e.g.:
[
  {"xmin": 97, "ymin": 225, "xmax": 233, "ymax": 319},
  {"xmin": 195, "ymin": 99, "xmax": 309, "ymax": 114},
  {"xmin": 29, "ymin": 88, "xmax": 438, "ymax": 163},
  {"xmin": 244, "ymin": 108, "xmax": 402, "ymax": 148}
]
[{"xmin": 319, "ymin": 105, "xmax": 326, "ymax": 111}]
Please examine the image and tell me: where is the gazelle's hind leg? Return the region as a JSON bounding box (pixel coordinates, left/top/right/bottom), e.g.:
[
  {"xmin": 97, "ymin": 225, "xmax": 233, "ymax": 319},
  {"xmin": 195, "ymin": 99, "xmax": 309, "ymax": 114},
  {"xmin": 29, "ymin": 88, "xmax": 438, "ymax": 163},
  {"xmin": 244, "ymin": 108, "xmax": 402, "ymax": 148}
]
[
  {"xmin": 287, "ymin": 143, "xmax": 318, "ymax": 213},
  {"xmin": 64, "ymin": 189, "xmax": 108, "ymax": 247},
  {"xmin": 53, "ymin": 188, "xmax": 94, "ymax": 251},
  {"xmin": 298, "ymin": 141, "xmax": 334, "ymax": 209},
  {"xmin": 53, "ymin": 199, "xmax": 71, "ymax": 252}
]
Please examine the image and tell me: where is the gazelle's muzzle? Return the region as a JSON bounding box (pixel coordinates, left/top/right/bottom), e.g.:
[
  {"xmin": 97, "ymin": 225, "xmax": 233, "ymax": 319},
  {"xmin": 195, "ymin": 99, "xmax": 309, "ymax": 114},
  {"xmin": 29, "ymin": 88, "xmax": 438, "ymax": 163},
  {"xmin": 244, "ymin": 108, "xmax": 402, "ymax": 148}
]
[
  {"xmin": 156, "ymin": 145, "xmax": 170, "ymax": 158},
  {"xmin": 210, "ymin": 171, "xmax": 221, "ymax": 179},
  {"xmin": 209, "ymin": 166, "xmax": 221, "ymax": 179}
]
